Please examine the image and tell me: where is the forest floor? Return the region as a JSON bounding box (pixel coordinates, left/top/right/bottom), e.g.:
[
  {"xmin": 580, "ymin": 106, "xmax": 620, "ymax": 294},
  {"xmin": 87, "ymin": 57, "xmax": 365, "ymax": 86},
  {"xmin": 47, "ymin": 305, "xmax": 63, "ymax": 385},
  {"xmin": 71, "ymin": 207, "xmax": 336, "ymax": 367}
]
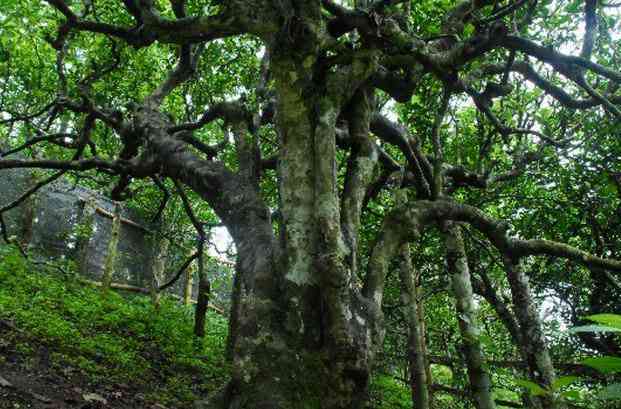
[
  {"xmin": 0, "ymin": 247, "xmax": 229, "ymax": 409},
  {"xmin": 0, "ymin": 247, "xmax": 413, "ymax": 409},
  {"xmin": 0, "ymin": 337, "xmax": 152, "ymax": 409}
]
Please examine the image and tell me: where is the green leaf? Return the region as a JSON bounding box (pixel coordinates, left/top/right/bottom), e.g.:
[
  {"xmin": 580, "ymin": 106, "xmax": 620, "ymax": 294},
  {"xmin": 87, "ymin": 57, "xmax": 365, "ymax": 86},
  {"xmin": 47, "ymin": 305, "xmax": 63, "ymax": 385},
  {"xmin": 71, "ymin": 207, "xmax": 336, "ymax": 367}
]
[
  {"xmin": 515, "ymin": 379, "xmax": 547, "ymax": 396},
  {"xmin": 561, "ymin": 390, "xmax": 581, "ymax": 400},
  {"xmin": 552, "ymin": 376, "xmax": 579, "ymax": 390},
  {"xmin": 586, "ymin": 314, "xmax": 621, "ymax": 330},
  {"xmin": 581, "ymin": 357, "xmax": 621, "ymax": 374},
  {"xmin": 598, "ymin": 384, "xmax": 621, "ymax": 400},
  {"xmin": 568, "ymin": 325, "xmax": 621, "ymax": 334}
]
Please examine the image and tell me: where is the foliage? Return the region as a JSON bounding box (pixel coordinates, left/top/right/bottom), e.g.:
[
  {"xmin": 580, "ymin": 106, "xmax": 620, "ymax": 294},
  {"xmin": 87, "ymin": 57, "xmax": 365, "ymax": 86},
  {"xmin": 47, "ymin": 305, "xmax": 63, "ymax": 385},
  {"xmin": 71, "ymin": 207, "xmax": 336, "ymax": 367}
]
[
  {"xmin": 0, "ymin": 245, "xmax": 230, "ymax": 406},
  {"xmin": 516, "ymin": 314, "xmax": 621, "ymax": 407},
  {"xmin": 1, "ymin": 0, "xmax": 621, "ymax": 407},
  {"xmin": 368, "ymin": 375, "xmax": 411, "ymax": 409}
]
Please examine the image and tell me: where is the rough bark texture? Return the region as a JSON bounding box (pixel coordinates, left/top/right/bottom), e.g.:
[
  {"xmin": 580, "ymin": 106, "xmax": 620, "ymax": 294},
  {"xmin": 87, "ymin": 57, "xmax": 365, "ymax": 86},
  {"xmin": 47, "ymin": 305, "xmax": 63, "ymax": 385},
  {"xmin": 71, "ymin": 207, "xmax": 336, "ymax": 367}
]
[
  {"xmin": 504, "ymin": 259, "xmax": 559, "ymax": 409},
  {"xmin": 444, "ymin": 223, "xmax": 495, "ymax": 409},
  {"xmin": 398, "ymin": 244, "xmax": 430, "ymax": 409},
  {"xmin": 4, "ymin": 1, "xmax": 621, "ymax": 408}
]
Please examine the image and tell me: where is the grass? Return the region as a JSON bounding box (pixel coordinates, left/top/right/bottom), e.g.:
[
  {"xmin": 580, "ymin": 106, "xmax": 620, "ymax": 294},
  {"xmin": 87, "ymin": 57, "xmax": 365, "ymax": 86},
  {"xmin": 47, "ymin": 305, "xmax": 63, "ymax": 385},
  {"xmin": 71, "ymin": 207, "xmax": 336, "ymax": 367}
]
[{"xmin": 0, "ymin": 245, "xmax": 230, "ymax": 406}]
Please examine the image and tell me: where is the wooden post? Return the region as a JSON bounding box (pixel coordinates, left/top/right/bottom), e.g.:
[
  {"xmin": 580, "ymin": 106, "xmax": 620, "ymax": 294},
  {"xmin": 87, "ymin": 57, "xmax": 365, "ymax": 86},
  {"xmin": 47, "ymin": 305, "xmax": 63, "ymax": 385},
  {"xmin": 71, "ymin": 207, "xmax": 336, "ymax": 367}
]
[{"xmin": 101, "ymin": 203, "xmax": 121, "ymax": 295}]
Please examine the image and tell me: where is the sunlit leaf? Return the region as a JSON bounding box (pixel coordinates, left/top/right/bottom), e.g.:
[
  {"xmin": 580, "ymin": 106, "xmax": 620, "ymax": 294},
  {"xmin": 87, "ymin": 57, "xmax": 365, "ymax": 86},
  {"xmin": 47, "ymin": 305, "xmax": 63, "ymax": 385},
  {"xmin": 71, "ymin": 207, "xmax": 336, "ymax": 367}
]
[
  {"xmin": 560, "ymin": 390, "xmax": 581, "ymax": 400},
  {"xmin": 585, "ymin": 314, "xmax": 621, "ymax": 331},
  {"xmin": 514, "ymin": 379, "xmax": 547, "ymax": 396},
  {"xmin": 581, "ymin": 357, "xmax": 621, "ymax": 374},
  {"xmin": 568, "ymin": 325, "xmax": 621, "ymax": 334},
  {"xmin": 552, "ymin": 376, "xmax": 579, "ymax": 390}
]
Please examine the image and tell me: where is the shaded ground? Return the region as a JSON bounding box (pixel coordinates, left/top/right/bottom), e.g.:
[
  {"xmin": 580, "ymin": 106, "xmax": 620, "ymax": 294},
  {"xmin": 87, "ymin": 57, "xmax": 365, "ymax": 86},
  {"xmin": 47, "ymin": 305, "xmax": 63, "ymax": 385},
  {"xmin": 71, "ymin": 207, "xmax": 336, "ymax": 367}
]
[
  {"xmin": 0, "ymin": 318, "xmax": 216, "ymax": 409},
  {"xmin": 0, "ymin": 322, "xmax": 153, "ymax": 409}
]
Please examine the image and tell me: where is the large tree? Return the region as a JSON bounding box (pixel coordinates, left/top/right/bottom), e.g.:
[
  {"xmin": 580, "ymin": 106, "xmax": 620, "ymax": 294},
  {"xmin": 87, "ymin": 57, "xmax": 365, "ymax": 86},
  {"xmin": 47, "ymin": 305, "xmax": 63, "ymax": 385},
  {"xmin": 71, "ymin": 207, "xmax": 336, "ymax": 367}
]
[{"xmin": 1, "ymin": 0, "xmax": 620, "ymax": 408}]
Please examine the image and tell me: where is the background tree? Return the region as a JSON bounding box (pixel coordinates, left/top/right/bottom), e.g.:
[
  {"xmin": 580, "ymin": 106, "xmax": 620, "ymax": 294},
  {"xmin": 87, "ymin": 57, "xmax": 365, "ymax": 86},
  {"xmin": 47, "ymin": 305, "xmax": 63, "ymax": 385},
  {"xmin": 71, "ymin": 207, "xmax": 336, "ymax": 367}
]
[{"xmin": 1, "ymin": 1, "xmax": 620, "ymax": 408}]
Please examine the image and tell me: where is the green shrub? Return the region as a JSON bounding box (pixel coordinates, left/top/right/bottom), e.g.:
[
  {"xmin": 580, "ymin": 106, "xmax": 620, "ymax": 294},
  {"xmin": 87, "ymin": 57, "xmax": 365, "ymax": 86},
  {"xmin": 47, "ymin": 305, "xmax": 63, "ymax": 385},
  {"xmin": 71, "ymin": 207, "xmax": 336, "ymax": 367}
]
[{"xmin": 369, "ymin": 374, "xmax": 412, "ymax": 409}]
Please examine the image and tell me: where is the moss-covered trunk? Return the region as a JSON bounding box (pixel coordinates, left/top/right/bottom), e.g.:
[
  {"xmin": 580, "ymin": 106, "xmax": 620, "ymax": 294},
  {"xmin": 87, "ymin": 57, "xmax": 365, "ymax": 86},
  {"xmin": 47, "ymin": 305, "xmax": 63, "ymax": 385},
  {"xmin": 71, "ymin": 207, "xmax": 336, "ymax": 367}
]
[
  {"xmin": 216, "ymin": 51, "xmax": 378, "ymax": 409},
  {"xmin": 504, "ymin": 258, "xmax": 559, "ymax": 409},
  {"xmin": 399, "ymin": 244, "xmax": 430, "ymax": 409},
  {"xmin": 444, "ymin": 223, "xmax": 495, "ymax": 409}
]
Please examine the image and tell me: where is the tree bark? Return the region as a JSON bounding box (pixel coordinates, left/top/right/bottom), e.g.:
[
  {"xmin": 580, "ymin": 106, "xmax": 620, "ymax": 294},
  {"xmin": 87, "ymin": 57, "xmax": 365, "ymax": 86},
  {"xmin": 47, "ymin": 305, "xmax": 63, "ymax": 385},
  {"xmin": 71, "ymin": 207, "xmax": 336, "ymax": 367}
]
[
  {"xmin": 398, "ymin": 244, "xmax": 430, "ymax": 409},
  {"xmin": 444, "ymin": 223, "xmax": 496, "ymax": 409},
  {"xmin": 194, "ymin": 237, "xmax": 209, "ymax": 338},
  {"xmin": 150, "ymin": 235, "xmax": 169, "ymax": 309},
  {"xmin": 183, "ymin": 263, "xmax": 194, "ymax": 306},
  {"xmin": 504, "ymin": 258, "xmax": 559, "ymax": 409}
]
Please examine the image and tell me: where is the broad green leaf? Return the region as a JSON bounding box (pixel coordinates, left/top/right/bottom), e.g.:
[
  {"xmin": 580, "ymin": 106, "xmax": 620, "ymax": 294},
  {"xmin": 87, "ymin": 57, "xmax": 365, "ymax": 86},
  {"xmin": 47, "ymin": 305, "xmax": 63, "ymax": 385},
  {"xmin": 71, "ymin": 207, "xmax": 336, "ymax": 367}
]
[
  {"xmin": 598, "ymin": 384, "xmax": 621, "ymax": 400},
  {"xmin": 552, "ymin": 376, "xmax": 579, "ymax": 390},
  {"xmin": 581, "ymin": 357, "xmax": 621, "ymax": 374},
  {"xmin": 568, "ymin": 325, "xmax": 621, "ymax": 334},
  {"xmin": 515, "ymin": 379, "xmax": 547, "ymax": 396},
  {"xmin": 586, "ymin": 314, "xmax": 621, "ymax": 330},
  {"xmin": 560, "ymin": 390, "xmax": 581, "ymax": 400}
]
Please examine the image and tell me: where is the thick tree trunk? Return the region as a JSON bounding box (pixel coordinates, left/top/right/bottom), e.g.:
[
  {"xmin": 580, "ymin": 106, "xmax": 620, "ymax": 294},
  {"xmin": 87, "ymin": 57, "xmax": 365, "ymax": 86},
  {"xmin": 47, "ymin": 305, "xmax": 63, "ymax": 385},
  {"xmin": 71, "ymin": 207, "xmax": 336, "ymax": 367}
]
[
  {"xmin": 398, "ymin": 244, "xmax": 430, "ymax": 409},
  {"xmin": 218, "ymin": 64, "xmax": 378, "ymax": 409},
  {"xmin": 444, "ymin": 223, "xmax": 495, "ymax": 409}
]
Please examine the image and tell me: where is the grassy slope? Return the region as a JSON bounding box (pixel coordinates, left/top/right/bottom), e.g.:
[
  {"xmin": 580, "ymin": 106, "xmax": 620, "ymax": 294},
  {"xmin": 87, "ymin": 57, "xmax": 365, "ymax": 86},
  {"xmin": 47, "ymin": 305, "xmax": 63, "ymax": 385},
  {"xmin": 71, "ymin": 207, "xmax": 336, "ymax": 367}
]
[
  {"xmin": 0, "ymin": 246, "xmax": 230, "ymax": 407},
  {"xmin": 0, "ymin": 245, "xmax": 415, "ymax": 408}
]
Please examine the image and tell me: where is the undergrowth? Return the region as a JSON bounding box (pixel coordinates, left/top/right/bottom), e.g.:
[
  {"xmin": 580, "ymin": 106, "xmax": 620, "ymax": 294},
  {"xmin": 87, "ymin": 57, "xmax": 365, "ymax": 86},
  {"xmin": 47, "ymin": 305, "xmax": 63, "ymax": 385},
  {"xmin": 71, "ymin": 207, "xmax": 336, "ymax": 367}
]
[
  {"xmin": 0, "ymin": 245, "xmax": 418, "ymax": 408},
  {"xmin": 0, "ymin": 245, "xmax": 230, "ymax": 406}
]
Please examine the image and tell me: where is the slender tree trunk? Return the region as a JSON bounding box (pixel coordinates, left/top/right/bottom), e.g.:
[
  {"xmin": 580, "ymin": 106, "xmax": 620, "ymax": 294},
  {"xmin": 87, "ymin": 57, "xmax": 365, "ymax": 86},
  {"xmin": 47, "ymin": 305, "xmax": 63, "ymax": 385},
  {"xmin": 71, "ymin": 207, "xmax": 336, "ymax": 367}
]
[
  {"xmin": 194, "ymin": 237, "xmax": 209, "ymax": 338},
  {"xmin": 398, "ymin": 244, "xmax": 430, "ymax": 409},
  {"xmin": 18, "ymin": 172, "xmax": 36, "ymax": 248},
  {"xmin": 150, "ymin": 236, "xmax": 169, "ymax": 309},
  {"xmin": 101, "ymin": 203, "xmax": 121, "ymax": 295},
  {"xmin": 504, "ymin": 258, "xmax": 559, "ymax": 409},
  {"xmin": 183, "ymin": 262, "xmax": 193, "ymax": 306},
  {"xmin": 416, "ymin": 281, "xmax": 434, "ymax": 404},
  {"xmin": 444, "ymin": 223, "xmax": 496, "ymax": 409},
  {"xmin": 471, "ymin": 272, "xmax": 540, "ymax": 409}
]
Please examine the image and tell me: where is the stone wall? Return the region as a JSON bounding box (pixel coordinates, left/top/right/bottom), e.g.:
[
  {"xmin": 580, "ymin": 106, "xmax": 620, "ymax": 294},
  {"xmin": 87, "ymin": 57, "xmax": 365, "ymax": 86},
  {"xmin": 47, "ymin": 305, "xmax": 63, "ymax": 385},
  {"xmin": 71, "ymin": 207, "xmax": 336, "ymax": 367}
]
[
  {"xmin": 0, "ymin": 165, "xmax": 234, "ymax": 306},
  {"xmin": 0, "ymin": 170, "xmax": 154, "ymax": 282}
]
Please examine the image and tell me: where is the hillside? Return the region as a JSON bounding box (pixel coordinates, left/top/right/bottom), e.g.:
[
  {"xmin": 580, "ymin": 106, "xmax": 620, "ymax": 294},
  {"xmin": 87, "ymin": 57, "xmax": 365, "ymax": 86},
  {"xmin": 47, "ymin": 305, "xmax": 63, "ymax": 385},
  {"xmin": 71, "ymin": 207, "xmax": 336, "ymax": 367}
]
[{"xmin": 0, "ymin": 246, "xmax": 229, "ymax": 408}]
